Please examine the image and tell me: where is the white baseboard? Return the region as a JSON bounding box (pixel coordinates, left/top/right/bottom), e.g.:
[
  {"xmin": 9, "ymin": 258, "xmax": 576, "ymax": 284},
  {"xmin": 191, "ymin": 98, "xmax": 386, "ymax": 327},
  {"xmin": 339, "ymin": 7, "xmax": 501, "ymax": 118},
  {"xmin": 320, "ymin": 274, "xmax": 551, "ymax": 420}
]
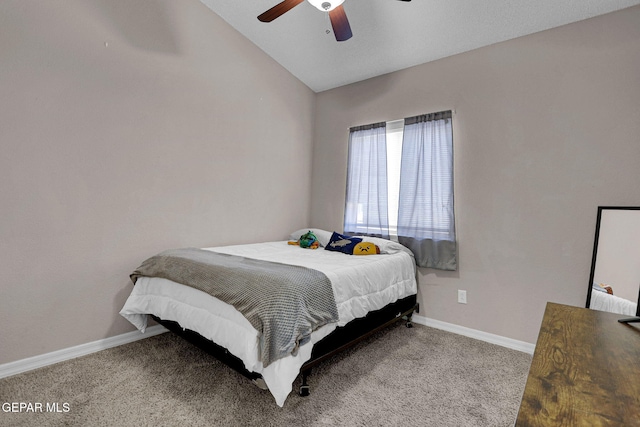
[
  {"xmin": 1, "ymin": 316, "xmax": 534, "ymax": 380},
  {"xmin": 0, "ymin": 325, "xmax": 167, "ymax": 379},
  {"xmin": 412, "ymin": 314, "xmax": 536, "ymax": 355}
]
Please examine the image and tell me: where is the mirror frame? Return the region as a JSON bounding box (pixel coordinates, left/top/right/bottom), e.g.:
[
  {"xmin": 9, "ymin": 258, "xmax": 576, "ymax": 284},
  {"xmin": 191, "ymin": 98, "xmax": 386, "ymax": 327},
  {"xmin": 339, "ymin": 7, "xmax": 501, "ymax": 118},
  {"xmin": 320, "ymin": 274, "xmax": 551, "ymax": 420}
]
[{"xmin": 586, "ymin": 205, "xmax": 640, "ymax": 309}]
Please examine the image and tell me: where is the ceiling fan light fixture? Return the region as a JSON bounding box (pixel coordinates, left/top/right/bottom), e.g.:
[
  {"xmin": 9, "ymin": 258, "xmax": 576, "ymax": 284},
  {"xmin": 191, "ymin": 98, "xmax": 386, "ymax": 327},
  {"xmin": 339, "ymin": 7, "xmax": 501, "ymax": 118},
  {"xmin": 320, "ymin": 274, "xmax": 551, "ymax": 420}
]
[{"xmin": 307, "ymin": 0, "xmax": 344, "ymax": 12}]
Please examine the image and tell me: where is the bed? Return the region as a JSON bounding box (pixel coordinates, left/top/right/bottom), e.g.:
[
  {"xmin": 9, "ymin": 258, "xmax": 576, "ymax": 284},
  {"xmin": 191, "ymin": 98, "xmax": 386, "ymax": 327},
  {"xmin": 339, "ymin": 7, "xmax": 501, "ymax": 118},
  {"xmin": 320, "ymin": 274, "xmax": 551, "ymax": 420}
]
[
  {"xmin": 590, "ymin": 285, "xmax": 638, "ymax": 316},
  {"xmin": 120, "ymin": 229, "xmax": 418, "ymax": 406}
]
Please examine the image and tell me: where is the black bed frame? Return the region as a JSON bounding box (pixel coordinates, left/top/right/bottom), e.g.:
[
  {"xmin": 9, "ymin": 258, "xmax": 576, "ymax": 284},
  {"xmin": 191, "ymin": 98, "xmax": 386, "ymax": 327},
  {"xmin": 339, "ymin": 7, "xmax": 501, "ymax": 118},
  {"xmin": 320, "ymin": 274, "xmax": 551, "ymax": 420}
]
[{"xmin": 152, "ymin": 294, "xmax": 419, "ymax": 397}]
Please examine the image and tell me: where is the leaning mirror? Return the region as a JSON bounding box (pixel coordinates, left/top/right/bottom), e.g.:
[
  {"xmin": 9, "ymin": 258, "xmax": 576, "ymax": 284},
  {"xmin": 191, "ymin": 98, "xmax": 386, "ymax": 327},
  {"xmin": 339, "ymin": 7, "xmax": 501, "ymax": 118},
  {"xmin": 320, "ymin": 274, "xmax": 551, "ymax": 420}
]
[{"xmin": 586, "ymin": 206, "xmax": 640, "ymax": 323}]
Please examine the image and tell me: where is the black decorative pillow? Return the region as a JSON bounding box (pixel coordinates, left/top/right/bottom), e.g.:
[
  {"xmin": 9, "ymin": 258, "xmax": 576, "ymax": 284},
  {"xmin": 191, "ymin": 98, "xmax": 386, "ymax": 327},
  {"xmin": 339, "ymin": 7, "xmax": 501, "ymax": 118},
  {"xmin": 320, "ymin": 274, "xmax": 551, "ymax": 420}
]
[{"xmin": 324, "ymin": 232, "xmax": 362, "ymax": 254}]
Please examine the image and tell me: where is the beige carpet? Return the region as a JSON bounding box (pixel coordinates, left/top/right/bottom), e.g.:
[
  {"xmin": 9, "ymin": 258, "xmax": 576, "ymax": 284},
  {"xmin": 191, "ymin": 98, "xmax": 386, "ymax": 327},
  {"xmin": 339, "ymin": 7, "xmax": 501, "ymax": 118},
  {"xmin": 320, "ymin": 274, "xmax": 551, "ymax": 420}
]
[{"xmin": 0, "ymin": 323, "xmax": 532, "ymax": 426}]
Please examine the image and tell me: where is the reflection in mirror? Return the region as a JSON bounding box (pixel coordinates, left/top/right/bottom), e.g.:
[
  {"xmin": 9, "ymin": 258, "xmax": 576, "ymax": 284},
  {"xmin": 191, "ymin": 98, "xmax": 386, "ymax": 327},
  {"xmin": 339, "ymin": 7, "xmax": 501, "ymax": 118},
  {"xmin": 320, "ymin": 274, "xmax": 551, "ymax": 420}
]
[{"xmin": 586, "ymin": 206, "xmax": 640, "ymax": 323}]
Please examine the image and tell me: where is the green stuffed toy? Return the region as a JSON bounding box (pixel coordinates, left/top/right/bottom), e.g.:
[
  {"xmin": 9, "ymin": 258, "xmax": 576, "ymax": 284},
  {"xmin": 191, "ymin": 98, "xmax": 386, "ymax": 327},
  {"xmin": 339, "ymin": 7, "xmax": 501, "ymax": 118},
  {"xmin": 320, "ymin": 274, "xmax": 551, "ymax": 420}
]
[{"xmin": 298, "ymin": 231, "xmax": 319, "ymax": 249}]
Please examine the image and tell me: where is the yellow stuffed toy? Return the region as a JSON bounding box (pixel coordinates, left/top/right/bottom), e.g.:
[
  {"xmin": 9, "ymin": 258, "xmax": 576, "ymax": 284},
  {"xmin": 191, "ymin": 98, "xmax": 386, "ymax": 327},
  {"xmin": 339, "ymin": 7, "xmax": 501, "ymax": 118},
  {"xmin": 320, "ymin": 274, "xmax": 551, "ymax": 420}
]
[{"xmin": 352, "ymin": 242, "xmax": 380, "ymax": 255}]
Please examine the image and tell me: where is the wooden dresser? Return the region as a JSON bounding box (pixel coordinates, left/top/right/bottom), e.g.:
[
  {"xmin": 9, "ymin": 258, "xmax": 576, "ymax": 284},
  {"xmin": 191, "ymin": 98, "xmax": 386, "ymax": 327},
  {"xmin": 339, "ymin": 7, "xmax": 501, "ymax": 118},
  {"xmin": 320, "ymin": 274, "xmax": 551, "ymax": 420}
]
[{"xmin": 516, "ymin": 302, "xmax": 640, "ymax": 426}]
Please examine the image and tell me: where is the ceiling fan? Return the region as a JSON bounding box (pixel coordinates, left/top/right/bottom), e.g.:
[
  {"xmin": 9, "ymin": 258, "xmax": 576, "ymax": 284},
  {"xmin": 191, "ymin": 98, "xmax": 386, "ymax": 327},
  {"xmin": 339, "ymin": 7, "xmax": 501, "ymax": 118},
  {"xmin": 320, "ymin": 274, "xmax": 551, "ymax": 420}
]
[{"xmin": 258, "ymin": 0, "xmax": 411, "ymax": 42}]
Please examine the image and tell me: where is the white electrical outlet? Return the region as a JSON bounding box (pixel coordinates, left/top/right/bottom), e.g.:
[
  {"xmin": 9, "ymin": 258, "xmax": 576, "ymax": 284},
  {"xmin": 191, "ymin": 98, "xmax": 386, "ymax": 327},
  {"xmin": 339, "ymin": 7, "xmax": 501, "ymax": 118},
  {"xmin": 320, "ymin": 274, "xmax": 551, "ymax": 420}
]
[{"xmin": 458, "ymin": 290, "xmax": 467, "ymax": 304}]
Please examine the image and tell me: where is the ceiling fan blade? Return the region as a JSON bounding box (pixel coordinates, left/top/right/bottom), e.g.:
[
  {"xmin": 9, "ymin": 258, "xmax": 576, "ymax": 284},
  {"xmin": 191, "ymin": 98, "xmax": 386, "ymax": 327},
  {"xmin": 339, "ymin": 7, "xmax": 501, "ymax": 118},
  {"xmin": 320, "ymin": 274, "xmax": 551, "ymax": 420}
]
[
  {"xmin": 329, "ymin": 5, "xmax": 352, "ymax": 42},
  {"xmin": 258, "ymin": 0, "xmax": 304, "ymax": 22},
  {"xmin": 397, "ymin": 0, "xmax": 411, "ymax": 2}
]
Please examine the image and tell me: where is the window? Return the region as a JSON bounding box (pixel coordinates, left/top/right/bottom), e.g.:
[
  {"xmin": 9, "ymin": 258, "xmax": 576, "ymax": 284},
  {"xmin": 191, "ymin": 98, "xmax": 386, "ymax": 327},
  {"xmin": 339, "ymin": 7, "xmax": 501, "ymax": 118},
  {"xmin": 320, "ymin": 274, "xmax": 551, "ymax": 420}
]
[{"xmin": 344, "ymin": 111, "xmax": 456, "ymax": 270}]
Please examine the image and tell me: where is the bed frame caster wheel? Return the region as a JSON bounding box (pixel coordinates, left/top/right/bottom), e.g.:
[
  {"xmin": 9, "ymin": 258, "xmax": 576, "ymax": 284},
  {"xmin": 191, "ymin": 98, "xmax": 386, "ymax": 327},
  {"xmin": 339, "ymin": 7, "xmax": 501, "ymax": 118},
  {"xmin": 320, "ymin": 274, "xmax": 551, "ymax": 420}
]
[
  {"xmin": 402, "ymin": 314, "xmax": 414, "ymax": 328},
  {"xmin": 299, "ymin": 385, "xmax": 310, "ymax": 397}
]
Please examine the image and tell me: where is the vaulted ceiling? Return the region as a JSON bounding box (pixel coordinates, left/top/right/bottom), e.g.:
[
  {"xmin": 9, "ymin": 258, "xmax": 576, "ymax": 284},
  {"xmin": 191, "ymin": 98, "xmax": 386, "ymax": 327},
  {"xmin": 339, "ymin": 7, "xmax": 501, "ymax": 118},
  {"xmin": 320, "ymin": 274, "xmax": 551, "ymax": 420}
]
[{"xmin": 200, "ymin": 0, "xmax": 640, "ymax": 92}]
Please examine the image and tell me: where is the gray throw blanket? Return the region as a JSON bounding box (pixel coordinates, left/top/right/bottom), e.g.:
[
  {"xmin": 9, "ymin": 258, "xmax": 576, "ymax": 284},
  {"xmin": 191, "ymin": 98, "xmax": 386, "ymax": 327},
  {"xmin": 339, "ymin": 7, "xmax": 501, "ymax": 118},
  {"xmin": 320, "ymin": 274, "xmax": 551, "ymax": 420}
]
[{"xmin": 130, "ymin": 248, "xmax": 339, "ymax": 367}]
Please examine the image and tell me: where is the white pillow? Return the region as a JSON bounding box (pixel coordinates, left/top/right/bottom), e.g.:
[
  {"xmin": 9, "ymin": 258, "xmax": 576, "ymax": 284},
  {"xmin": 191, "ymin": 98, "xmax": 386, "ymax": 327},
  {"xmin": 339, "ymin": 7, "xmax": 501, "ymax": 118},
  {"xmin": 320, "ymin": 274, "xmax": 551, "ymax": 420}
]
[
  {"xmin": 289, "ymin": 228, "xmax": 332, "ymax": 248},
  {"xmin": 355, "ymin": 235, "xmax": 414, "ymax": 257}
]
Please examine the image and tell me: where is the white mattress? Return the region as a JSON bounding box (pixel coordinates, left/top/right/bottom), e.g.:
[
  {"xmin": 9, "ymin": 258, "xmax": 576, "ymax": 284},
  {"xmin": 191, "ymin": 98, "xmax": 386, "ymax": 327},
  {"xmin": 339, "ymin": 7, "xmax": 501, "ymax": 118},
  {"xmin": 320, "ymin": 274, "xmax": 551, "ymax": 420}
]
[{"xmin": 120, "ymin": 237, "xmax": 417, "ymax": 406}]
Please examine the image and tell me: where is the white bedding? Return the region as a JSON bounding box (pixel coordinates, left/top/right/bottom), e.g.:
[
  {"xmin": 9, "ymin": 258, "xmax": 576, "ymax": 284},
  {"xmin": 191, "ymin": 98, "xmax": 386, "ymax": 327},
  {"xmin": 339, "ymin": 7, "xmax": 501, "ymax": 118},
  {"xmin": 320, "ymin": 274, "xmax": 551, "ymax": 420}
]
[
  {"xmin": 590, "ymin": 289, "xmax": 638, "ymax": 316},
  {"xmin": 120, "ymin": 237, "xmax": 417, "ymax": 406}
]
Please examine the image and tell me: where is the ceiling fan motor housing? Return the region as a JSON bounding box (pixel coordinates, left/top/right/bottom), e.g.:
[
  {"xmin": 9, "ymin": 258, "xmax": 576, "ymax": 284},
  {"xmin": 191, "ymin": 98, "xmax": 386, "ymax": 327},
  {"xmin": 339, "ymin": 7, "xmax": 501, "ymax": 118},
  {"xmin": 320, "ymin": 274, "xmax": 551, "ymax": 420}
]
[{"xmin": 307, "ymin": 0, "xmax": 345, "ymax": 12}]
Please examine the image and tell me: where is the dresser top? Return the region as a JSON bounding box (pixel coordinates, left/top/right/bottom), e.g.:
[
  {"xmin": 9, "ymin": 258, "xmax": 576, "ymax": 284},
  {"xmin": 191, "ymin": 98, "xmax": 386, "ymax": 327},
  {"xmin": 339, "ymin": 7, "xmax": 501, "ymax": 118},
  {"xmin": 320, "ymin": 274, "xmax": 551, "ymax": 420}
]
[{"xmin": 516, "ymin": 302, "xmax": 640, "ymax": 426}]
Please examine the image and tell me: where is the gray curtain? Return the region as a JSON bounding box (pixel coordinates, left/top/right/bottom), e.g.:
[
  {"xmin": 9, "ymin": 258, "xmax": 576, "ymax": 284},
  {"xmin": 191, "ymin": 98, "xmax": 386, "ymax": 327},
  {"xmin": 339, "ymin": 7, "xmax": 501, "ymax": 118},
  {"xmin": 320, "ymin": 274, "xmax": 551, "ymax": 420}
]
[
  {"xmin": 397, "ymin": 111, "xmax": 456, "ymax": 270},
  {"xmin": 344, "ymin": 122, "xmax": 389, "ymax": 239}
]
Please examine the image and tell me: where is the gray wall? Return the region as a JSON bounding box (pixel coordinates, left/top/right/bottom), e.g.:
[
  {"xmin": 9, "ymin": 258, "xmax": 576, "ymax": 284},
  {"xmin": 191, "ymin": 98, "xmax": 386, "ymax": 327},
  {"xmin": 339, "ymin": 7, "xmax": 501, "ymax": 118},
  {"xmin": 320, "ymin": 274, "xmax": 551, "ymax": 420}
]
[
  {"xmin": 311, "ymin": 6, "xmax": 640, "ymax": 344},
  {"xmin": 0, "ymin": 0, "xmax": 315, "ymax": 364}
]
